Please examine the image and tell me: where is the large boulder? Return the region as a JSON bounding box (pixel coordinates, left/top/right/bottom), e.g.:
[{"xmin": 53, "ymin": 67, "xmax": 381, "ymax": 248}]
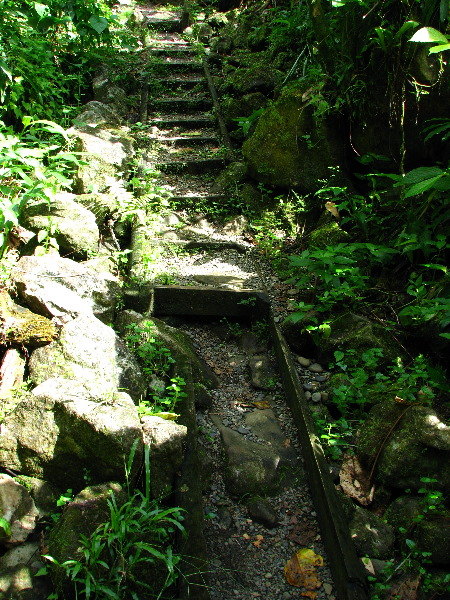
[
  {"xmin": 73, "ymin": 101, "xmax": 121, "ymax": 127},
  {"xmin": 20, "ymin": 192, "xmax": 99, "ymax": 258},
  {"xmin": 242, "ymin": 80, "xmax": 346, "ymax": 192},
  {"xmin": 47, "ymin": 483, "xmax": 127, "ymax": 594},
  {"xmin": 141, "ymin": 416, "xmax": 188, "ymax": 499},
  {"xmin": 69, "ymin": 126, "xmax": 134, "ymax": 194},
  {"xmin": 357, "ymin": 400, "xmax": 450, "ymax": 493},
  {"xmin": 0, "ymin": 379, "xmax": 143, "ymax": 489},
  {"xmin": 12, "ymin": 254, "xmax": 120, "ymax": 325},
  {"xmin": 28, "ymin": 313, "xmax": 147, "ymax": 402},
  {"xmin": 0, "ymin": 475, "xmax": 39, "ymax": 546}
]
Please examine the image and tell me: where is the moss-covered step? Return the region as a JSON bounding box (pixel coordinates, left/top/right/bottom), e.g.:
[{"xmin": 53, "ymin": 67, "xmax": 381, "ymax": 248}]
[
  {"xmin": 154, "ymin": 76, "xmax": 206, "ymax": 91},
  {"xmin": 151, "ymin": 96, "xmax": 213, "ymax": 113},
  {"xmin": 148, "ymin": 115, "xmax": 215, "ymax": 128},
  {"xmin": 156, "ymin": 157, "xmax": 226, "ymax": 174}
]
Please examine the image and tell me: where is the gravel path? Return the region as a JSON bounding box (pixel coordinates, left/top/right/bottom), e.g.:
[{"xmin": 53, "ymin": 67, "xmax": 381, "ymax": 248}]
[{"xmin": 178, "ymin": 319, "xmax": 336, "ymax": 600}]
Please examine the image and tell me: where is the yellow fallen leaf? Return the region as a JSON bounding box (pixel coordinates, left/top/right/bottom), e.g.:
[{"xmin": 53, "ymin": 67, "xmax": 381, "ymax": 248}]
[
  {"xmin": 253, "ymin": 400, "xmax": 271, "ymax": 410},
  {"xmin": 253, "ymin": 534, "xmax": 264, "ymax": 548},
  {"xmin": 152, "ymin": 412, "xmax": 179, "ymax": 420},
  {"xmin": 284, "ymin": 548, "xmax": 323, "ymax": 599}
]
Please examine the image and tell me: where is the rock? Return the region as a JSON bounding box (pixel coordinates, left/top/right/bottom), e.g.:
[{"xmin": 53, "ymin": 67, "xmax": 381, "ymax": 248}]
[
  {"xmin": 12, "ymin": 254, "xmax": 120, "ymax": 324},
  {"xmin": 20, "ymin": 191, "xmax": 99, "ymax": 258},
  {"xmin": 0, "ymin": 542, "xmax": 39, "ymax": 569},
  {"xmin": 242, "ymin": 80, "xmax": 347, "ymax": 192},
  {"xmin": 316, "ymin": 312, "xmax": 406, "ymax": 365},
  {"xmin": 115, "ymin": 312, "xmax": 219, "ymax": 391},
  {"xmin": 309, "ymin": 221, "xmax": 351, "ymax": 248},
  {"xmin": 74, "ymin": 192, "xmax": 123, "ymax": 226},
  {"xmin": 210, "ymin": 162, "xmax": 248, "ymax": 194},
  {"xmin": 0, "ymin": 291, "xmax": 57, "ymax": 347},
  {"xmin": 73, "ymin": 100, "xmax": 121, "ymax": 127},
  {"xmin": 349, "ymin": 506, "xmax": 395, "ymax": 559},
  {"xmin": 246, "ymin": 496, "xmax": 279, "ymax": 528},
  {"xmin": 194, "ymin": 383, "xmax": 213, "ymax": 410},
  {"xmin": 69, "ymin": 126, "xmax": 134, "ymax": 194},
  {"xmin": 92, "ymin": 72, "xmax": 127, "ymax": 115},
  {"xmin": 222, "ymin": 92, "xmax": 268, "ymax": 130},
  {"xmin": 0, "ymin": 379, "xmax": 143, "ymax": 489},
  {"xmin": 141, "ymin": 416, "xmax": 188, "ymax": 499},
  {"xmin": 415, "ymin": 514, "xmax": 450, "ymax": 566},
  {"xmin": 47, "ymin": 483, "xmax": 127, "ymax": 594},
  {"xmin": 357, "ymin": 400, "xmax": 450, "ymax": 493},
  {"xmin": 12, "ymin": 476, "xmax": 58, "ymax": 518},
  {"xmin": 0, "ymin": 349, "xmax": 25, "ymax": 402},
  {"xmin": 308, "ymin": 363, "xmax": 323, "ymax": 373},
  {"xmin": 239, "ymin": 332, "xmax": 267, "ymax": 355},
  {"xmin": 297, "ymin": 356, "xmax": 311, "ymax": 367},
  {"xmin": 28, "ymin": 313, "xmax": 147, "ymax": 402},
  {"xmin": 384, "ymin": 495, "xmax": 423, "ymax": 534},
  {"xmin": 225, "ymin": 63, "xmax": 283, "ymax": 96},
  {"xmin": 0, "ymin": 475, "xmax": 39, "ymax": 546},
  {"xmin": 211, "ymin": 409, "xmax": 302, "ymax": 497},
  {"xmin": 0, "ymin": 565, "xmax": 35, "ymax": 599},
  {"xmin": 249, "ymin": 355, "xmax": 277, "ymax": 390},
  {"xmin": 311, "ymin": 392, "xmax": 322, "ymax": 403}
]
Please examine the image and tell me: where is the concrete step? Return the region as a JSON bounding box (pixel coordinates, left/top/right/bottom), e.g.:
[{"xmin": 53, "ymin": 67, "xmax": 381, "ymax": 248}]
[
  {"xmin": 156, "ymin": 158, "xmax": 226, "ymax": 174},
  {"xmin": 148, "ymin": 115, "xmax": 215, "ymax": 129},
  {"xmin": 151, "ymin": 96, "xmax": 212, "ymax": 113}
]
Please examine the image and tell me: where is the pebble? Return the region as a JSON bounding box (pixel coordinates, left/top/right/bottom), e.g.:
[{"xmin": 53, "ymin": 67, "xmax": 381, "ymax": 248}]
[
  {"xmin": 311, "ymin": 392, "xmax": 322, "ymax": 403},
  {"xmin": 308, "ymin": 363, "xmax": 323, "ymax": 373},
  {"xmin": 315, "ymin": 375, "xmax": 327, "ymax": 382},
  {"xmin": 321, "ymin": 392, "xmax": 329, "ymax": 402},
  {"xmin": 237, "ymin": 426, "xmax": 250, "ymax": 435},
  {"xmin": 297, "ymin": 356, "xmax": 311, "ymax": 367},
  {"xmin": 304, "ymin": 391, "xmax": 312, "ymax": 400},
  {"xmin": 303, "ymin": 383, "xmax": 314, "ymax": 391},
  {"xmin": 323, "ymin": 583, "xmax": 333, "ymax": 595}
]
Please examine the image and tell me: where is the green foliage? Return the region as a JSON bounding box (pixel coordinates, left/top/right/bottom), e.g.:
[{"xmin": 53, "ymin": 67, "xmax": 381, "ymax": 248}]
[
  {"xmin": 329, "ymin": 348, "xmax": 435, "ymax": 412},
  {"xmin": 125, "ymin": 321, "xmax": 175, "ymax": 377},
  {"xmin": 286, "ymin": 243, "xmax": 398, "ymax": 321},
  {"xmin": 0, "ymin": 0, "xmax": 120, "ymax": 125},
  {"xmin": 232, "ymin": 108, "xmax": 264, "ymax": 137},
  {"xmin": 314, "ymin": 416, "xmax": 358, "ymax": 460},
  {"xmin": 42, "ymin": 444, "xmax": 185, "ymax": 599},
  {"xmin": 0, "ymin": 120, "xmax": 82, "ymax": 258},
  {"xmin": 125, "ymin": 321, "xmax": 187, "ymax": 418}
]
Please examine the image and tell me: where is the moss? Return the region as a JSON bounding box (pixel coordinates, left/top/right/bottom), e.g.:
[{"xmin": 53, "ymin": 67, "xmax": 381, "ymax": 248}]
[
  {"xmin": 0, "ymin": 291, "xmax": 57, "ymax": 347},
  {"xmin": 309, "ymin": 221, "xmax": 350, "ymax": 248}
]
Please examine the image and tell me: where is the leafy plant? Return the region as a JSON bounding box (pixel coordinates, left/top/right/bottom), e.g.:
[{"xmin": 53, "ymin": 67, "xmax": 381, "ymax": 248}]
[
  {"xmin": 125, "ymin": 321, "xmax": 175, "ymax": 377},
  {"xmin": 138, "ymin": 376, "xmax": 187, "ymax": 418},
  {"xmin": 42, "ymin": 444, "xmax": 185, "ymax": 599}
]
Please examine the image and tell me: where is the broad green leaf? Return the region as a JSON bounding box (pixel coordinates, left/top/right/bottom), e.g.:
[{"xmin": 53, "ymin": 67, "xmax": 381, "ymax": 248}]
[
  {"xmin": 395, "ymin": 166, "xmax": 444, "ymax": 186},
  {"xmin": 409, "ymin": 27, "xmax": 448, "ymax": 44},
  {"xmin": 34, "ymin": 2, "xmax": 49, "ymax": 17},
  {"xmin": 404, "ymin": 175, "xmax": 444, "ymax": 198},
  {"xmin": 28, "ymin": 120, "xmax": 69, "ymax": 141},
  {"xmin": 429, "ymin": 43, "xmax": 450, "ymax": 53},
  {"xmin": 88, "ymin": 15, "xmax": 109, "ymax": 34},
  {"xmin": 0, "ymin": 61, "xmax": 12, "ymax": 82},
  {"xmin": 0, "ymin": 517, "xmax": 11, "ymax": 536}
]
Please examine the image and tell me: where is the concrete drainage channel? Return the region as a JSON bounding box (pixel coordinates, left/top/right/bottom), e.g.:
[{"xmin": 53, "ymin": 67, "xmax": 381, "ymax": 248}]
[{"xmin": 125, "ymin": 284, "xmax": 368, "ymax": 600}]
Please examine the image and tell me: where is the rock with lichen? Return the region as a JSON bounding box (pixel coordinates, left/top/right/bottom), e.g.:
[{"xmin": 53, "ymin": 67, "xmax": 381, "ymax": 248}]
[{"xmin": 0, "ymin": 291, "xmax": 57, "ymax": 347}]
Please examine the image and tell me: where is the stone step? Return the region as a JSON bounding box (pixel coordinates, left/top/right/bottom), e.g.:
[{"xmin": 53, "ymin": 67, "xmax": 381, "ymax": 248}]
[
  {"xmin": 151, "ymin": 97, "xmax": 212, "ymax": 113},
  {"xmin": 152, "ymin": 59, "xmax": 204, "ymax": 73},
  {"xmin": 145, "ymin": 18, "xmax": 182, "ymax": 33},
  {"xmin": 154, "ymin": 76, "xmax": 206, "ymax": 91},
  {"xmin": 148, "ymin": 115, "xmax": 215, "ymax": 129},
  {"xmin": 156, "ymin": 158, "xmax": 226, "ymax": 175},
  {"xmin": 150, "ymin": 46, "xmax": 196, "ymax": 57},
  {"xmin": 156, "ymin": 135, "xmax": 219, "ymax": 147},
  {"xmin": 169, "ymin": 194, "xmax": 227, "ymax": 204}
]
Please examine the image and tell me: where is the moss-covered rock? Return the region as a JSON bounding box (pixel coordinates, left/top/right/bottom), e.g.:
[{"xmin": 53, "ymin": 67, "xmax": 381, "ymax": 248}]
[
  {"xmin": 357, "ymin": 400, "xmax": 450, "ymax": 494},
  {"xmin": 211, "ymin": 162, "xmax": 248, "ymax": 195},
  {"xmin": 242, "ymin": 80, "xmax": 346, "ymax": 192},
  {"xmin": 318, "ymin": 312, "xmax": 406, "ymax": 365},
  {"xmin": 309, "ymin": 221, "xmax": 351, "ymax": 248},
  {"xmin": 47, "ymin": 483, "xmax": 127, "ymax": 594}
]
